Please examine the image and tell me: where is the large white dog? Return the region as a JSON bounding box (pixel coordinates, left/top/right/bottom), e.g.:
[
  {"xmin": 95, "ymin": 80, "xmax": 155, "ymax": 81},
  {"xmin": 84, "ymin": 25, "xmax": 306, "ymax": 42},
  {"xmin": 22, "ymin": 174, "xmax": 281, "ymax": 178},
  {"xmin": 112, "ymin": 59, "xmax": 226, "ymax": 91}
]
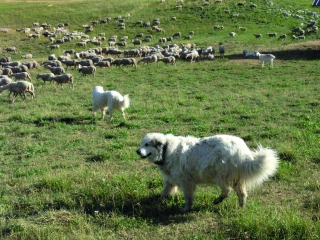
[
  {"xmin": 136, "ymin": 133, "xmax": 279, "ymax": 212},
  {"xmin": 92, "ymin": 86, "xmax": 130, "ymax": 121}
]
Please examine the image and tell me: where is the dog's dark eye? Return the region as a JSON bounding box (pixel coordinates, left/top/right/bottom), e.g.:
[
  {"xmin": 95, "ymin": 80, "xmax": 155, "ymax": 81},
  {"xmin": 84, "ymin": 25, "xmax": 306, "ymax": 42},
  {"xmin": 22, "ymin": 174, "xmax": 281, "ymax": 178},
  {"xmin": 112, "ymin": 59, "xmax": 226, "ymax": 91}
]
[{"xmin": 145, "ymin": 143, "xmax": 149, "ymax": 147}]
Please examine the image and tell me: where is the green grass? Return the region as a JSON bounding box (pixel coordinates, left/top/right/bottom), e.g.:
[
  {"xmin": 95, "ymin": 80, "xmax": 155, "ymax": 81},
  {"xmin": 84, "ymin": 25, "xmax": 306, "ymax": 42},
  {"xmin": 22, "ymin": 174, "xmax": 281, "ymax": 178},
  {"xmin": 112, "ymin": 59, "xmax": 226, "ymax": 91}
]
[{"xmin": 0, "ymin": 0, "xmax": 319, "ymax": 239}]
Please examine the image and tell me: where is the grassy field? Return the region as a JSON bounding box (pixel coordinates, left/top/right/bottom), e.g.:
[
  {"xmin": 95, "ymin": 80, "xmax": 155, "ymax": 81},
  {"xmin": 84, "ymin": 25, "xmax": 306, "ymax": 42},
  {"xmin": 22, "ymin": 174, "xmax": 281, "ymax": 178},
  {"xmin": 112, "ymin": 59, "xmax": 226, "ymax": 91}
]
[{"xmin": 0, "ymin": 0, "xmax": 319, "ymax": 239}]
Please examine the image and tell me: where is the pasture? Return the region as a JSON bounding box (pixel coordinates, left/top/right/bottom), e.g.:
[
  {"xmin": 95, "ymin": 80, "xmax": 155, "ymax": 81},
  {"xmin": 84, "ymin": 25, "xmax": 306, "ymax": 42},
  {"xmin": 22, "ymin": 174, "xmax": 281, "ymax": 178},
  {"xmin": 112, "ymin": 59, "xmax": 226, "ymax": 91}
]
[{"xmin": 0, "ymin": 0, "xmax": 319, "ymax": 239}]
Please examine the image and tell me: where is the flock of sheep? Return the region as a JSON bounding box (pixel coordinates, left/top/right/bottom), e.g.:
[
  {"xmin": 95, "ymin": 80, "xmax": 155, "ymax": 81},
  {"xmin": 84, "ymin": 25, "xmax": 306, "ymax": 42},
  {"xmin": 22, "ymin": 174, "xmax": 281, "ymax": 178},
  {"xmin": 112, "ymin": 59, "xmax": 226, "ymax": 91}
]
[{"xmin": 0, "ymin": 1, "xmax": 318, "ymax": 106}]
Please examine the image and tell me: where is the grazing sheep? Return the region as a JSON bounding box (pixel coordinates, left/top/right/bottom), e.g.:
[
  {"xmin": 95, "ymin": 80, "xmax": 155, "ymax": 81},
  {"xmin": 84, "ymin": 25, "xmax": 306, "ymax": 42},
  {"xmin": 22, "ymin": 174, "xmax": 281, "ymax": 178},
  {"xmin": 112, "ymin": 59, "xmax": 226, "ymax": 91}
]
[
  {"xmin": 94, "ymin": 61, "xmax": 111, "ymax": 68},
  {"xmin": 11, "ymin": 72, "xmax": 32, "ymax": 82},
  {"xmin": 45, "ymin": 65, "xmax": 66, "ymax": 75},
  {"xmin": 267, "ymin": 32, "xmax": 277, "ymax": 37},
  {"xmin": 157, "ymin": 56, "xmax": 176, "ymax": 66},
  {"xmin": 229, "ymin": 32, "xmax": 237, "ymax": 37},
  {"xmin": 172, "ymin": 32, "xmax": 181, "ymax": 38},
  {"xmin": 92, "ymin": 86, "xmax": 130, "ymax": 121},
  {"xmin": 278, "ymin": 34, "xmax": 287, "ymax": 40},
  {"xmin": 78, "ymin": 65, "xmax": 96, "ymax": 77},
  {"xmin": 243, "ymin": 50, "xmax": 256, "ymax": 58},
  {"xmin": 61, "ymin": 59, "xmax": 77, "ymax": 70},
  {"xmin": 219, "ymin": 45, "xmax": 225, "ymax": 58},
  {"xmin": 21, "ymin": 54, "xmax": 32, "ymax": 59},
  {"xmin": 132, "ymin": 39, "xmax": 142, "ymax": 46},
  {"xmin": 0, "ymin": 77, "xmax": 12, "ymax": 86},
  {"xmin": 36, "ymin": 73, "xmax": 55, "ymax": 84},
  {"xmin": 0, "ymin": 57, "xmax": 11, "ymax": 63},
  {"xmin": 119, "ymin": 58, "xmax": 137, "ymax": 68},
  {"xmin": 1, "ymin": 68, "xmax": 13, "ymax": 76},
  {"xmin": 50, "ymin": 74, "xmax": 74, "ymax": 89},
  {"xmin": 138, "ymin": 55, "xmax": 158, "ymax": 65},
  {"xmin": 254, "ymin": 33, "xmax": 262, "ymax": 39},
  {"xmin": 239, "ymin": 27, "xmax": 247, "ymax": 31},
  {"xmin": 0, "ymin": 81, "xmax": 34, "ymax": 103},
  {"xmin": 3, "ymin": 47, "xmax": 17, "ymax": 53},
  {"xmin": 254, "ymin": 51, "xmax": 276, "ymax": 68}
]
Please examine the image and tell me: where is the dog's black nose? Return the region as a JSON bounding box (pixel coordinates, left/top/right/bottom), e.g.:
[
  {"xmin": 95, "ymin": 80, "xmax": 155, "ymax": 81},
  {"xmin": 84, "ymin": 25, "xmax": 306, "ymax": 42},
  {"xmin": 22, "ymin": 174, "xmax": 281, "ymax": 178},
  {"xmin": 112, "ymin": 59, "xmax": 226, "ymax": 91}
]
[{"xmin": 136, "ymin": 149, "xmax": 141, "ymax": 155}]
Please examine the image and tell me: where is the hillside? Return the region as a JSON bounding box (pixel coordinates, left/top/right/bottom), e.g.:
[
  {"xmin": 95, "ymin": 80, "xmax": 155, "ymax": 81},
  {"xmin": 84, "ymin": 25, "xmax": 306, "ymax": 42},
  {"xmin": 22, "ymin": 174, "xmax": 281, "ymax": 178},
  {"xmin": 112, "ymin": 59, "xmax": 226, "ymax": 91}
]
[{"xmin": 0, "ymin": 1, "xmax": 319, "ymax": 239}]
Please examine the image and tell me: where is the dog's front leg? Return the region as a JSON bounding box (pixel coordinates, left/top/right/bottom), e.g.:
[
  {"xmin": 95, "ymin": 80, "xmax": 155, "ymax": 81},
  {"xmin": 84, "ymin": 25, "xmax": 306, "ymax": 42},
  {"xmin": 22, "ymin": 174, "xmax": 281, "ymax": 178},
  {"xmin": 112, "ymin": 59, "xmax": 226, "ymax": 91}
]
[
  {"xmin": 181, "ymin": 183, "xmax": 196, "ymax": 212},
  {"xmin": 160, "ymin": 181, "xmax": 176, "ymax": 199}
]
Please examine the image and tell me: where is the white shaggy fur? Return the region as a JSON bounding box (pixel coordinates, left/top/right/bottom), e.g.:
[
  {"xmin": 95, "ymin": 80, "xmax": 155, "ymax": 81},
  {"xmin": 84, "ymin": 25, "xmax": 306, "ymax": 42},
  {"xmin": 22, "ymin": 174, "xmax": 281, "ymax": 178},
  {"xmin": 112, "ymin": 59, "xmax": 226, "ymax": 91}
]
[
  {"xmin": 92, "ymin": 86, "xmax": 130, "ymax": 121},
  {"xmin": 136, "ymin": 133, "xmax": 279, "ymax": 212},
  {"xmin": 254, "ymin": 51, "xmax": 276, "ymax": 68}
]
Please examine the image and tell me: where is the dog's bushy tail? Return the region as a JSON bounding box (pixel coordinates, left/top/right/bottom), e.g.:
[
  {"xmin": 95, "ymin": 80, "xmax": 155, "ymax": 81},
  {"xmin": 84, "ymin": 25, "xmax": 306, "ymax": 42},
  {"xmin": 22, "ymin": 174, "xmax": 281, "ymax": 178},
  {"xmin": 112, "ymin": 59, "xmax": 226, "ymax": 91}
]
[
  {"xmin": 242, "ymin": 145, "xmax": 279, "ymax": 189},
  {"xmin": 121, "ymin": 94, "xmax": 130, "ymax": 109}
]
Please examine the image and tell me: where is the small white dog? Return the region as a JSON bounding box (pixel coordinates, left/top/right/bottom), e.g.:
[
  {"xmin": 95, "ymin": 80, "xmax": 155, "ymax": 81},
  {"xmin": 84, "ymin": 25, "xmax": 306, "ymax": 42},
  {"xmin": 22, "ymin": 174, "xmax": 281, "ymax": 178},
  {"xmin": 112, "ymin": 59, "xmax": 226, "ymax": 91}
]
[
  {"xmin": 136, "ymin": 133, "xmax": 279, "ymax": 212},
  {"xmin": 92, "ymin": 86, "xmax": 130, "ymax": 121}
]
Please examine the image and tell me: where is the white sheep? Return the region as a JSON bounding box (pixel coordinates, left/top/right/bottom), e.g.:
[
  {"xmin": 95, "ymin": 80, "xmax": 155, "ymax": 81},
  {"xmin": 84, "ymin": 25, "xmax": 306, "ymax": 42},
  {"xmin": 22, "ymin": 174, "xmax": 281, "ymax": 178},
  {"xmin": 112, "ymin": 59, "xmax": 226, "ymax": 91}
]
[
  {"xmin": 254, "ymin": 51, "xmax": 276, "ymax": 68},
  {"xmin": 36, "ymin": 73, "xmax": 55, "ymax": 83},
  {"xmin": 45, "ymin": 65, "xmax": 66, "ymax": 75},
  {"xmin": 92, "ymin": 86, "xmax": 130, "ymax": 121},
  {"xmin": 0, "ymin": 81, "xmax": 34, "ymax": 103},
  {"xmin": 138, "ymin": 55, "xmax": 158, "ymax": 65},
  {"xmin": 11, "ymin": 72, "xmax": 32, "ymax": 82},
  {"xmin": 157, "ymin": 56, "xmax": 176, "ymax": 65},
  {"xmin": 50, "ymin": 74, "xmax": 74, "ymax": 89},
  {"xmin": 78, "ymin": 65, "xmax": 96, "ymax": 77},
  {"xmin": 21, "ymin": 54, "xmax": 32, "ymax": 59}
]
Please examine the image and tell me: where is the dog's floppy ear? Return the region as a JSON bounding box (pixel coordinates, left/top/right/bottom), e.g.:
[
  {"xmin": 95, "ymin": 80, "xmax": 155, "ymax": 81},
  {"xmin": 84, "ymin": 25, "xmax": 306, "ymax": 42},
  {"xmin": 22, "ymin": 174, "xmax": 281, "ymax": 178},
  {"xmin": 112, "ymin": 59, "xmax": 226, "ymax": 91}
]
[{"xmin": 154, "ymin": 141, "xmax": 167, "ymax": 165}]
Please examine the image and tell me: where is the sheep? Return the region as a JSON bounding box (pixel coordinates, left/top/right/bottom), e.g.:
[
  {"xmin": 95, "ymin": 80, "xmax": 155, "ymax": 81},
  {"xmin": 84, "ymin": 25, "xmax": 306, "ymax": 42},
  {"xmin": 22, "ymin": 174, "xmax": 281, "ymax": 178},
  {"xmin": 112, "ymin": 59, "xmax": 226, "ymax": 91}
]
[
  {"xmin": 0, "ymin": 77, "xmax": 12, "ymax": 86},
  {"xmin": 92, "ymin": 86, "xmax": 130, "ymax": 121},
  {"xmin": 3, "ymin": 47, "xmax": 17, "ymax": 53},
  {"xmin": 119, "ymin": 58, "xmax": 137, "ymax": 68},
  {"xmin": 78, "ymin": 65, "xmax": 96, "ymax": 77},
  {"xmin": 1, "ymin": 68, "xmax": 13, "ymax": 76},
  {"xmin": 36, "ymin": 73, "xmax": 55, "ymax": 83},
  {"xmin": 185, "ymin": 50, "xmax": 199, "ymax": 62},
  {"xmin": 254, "ymin": 33, "xmax": 262, "ymax": 39},
  {"xmin": 157, "ymin": 56, "xmax": 176, "ymax": 66},
  {"xmin": 138, "ymin": 55, "xmax": 158, "ymax": 65},
  {"xmin": 254, "ymin": 51, "xmax": 276, "ymax": 68},
  {"xmin": 239, "ymin": 27, "xmax": 247, "ymax": 31},
  {"xmin": 21, "ymin": 54, "xmax": 32, "ymax": 59},
  {"xmin": 94, "ymin": 61, "xmax": 111, "ymax": 68},
  {"xmin": 132, "ymin": 39, "xmax": 142, "ymax": 46},
  {"xmin": 0, "ymin": 81, "xmax": 34, "ymax": 103},
  {"xmin": 45, "ymin": 65, "xmax": 66, "ymax": 75},
  {"xmin": 219, "ymin": 45, "xmax": 225, "ymax": 58},
  {"xmin": 61, "ymin": 59, "xmax": 77, "ymax": 70},
  {"xmin": 278, "ymin": 34, "xmax": 287, "ymax": 40},
  {"xmin": 11, "ymin": 72, "xmax": 32, "ymax": 82},
  {"xmin": 50, "ymin": 74, "xmax": 74, "ymax": 89},
  {"xmin": 76, "ymin": 59, "xmax": 93, "ymax": 67},
  {"xmin": 243, "ymin": 50, "xmax": 256, "ymax": 58},
  {"xmin": 229, "ymin": 32, "xmax": 237, "ymax": 37},
  {"xmin": 0, "ymin": 57, "xmax": 11, "ymax": 63},
  {"xmin": 172, "ymin": 32, "xmax": 181, "ymax": 38},
  {"xmin": 267, "ymin": 32, "xmax": 277, "ymax": 37}
]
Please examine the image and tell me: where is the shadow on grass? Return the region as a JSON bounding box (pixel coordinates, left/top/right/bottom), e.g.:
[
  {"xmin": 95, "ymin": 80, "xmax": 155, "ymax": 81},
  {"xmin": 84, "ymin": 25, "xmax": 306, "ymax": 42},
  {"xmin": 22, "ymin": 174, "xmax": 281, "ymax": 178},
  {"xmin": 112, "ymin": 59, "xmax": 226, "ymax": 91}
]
[
  {"xmin": 33, "ymin": 116, "xmax": 95, "ymax": 126},
  {"xmin": 80, "ymin": 194, "xmax": 193, "ymax": 224},
  {"xmin": 226, "ymin": 48, "xmax": 320, "ymax": 61}
]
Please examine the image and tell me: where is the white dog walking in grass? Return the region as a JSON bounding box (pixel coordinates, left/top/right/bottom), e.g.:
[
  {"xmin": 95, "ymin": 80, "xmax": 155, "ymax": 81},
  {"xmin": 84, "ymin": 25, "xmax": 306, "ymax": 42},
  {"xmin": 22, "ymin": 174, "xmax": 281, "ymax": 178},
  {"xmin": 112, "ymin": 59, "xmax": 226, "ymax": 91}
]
[
  {"xmin": 137, "ymin": 133, "xmax": 279, "ymax": 212},
  {"xmin": 92, "ymin": 86, "xmax": 130, "ymax": 121}
]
